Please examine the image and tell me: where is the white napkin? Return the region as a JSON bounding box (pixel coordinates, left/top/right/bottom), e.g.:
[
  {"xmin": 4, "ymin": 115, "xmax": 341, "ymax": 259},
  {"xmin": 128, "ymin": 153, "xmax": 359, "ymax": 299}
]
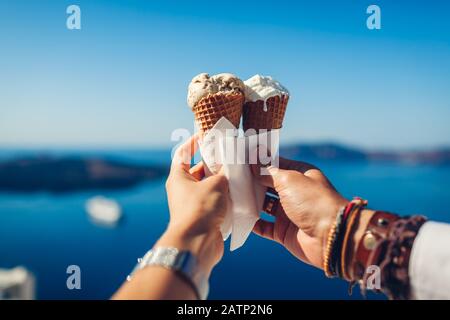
[{"xmin": 198, "ymin": 117, "xmax": 280, "ymax": 251}]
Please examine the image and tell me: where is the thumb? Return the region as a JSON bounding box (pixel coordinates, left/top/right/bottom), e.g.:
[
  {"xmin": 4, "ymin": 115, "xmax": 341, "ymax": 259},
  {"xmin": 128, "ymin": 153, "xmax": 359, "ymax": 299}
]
[
  {"xmin": 202, "ymin": 170, "xmax": 229, "ymax": 193},
  {"xmin": 250, "ymin": 163, "xmax": 293, "ymax": 190}
]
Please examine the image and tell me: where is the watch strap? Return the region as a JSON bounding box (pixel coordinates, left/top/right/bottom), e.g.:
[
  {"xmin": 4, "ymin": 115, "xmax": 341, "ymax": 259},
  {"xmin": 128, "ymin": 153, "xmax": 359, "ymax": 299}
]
[{"xmin": 128, "ymin": 247, "xmax": 209, "ymax": 300}]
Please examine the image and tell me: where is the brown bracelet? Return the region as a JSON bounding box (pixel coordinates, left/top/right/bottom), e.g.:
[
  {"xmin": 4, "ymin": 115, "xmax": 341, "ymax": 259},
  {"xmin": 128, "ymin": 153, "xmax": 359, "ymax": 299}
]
[
  {"xmin": 340, "ymin": 202, "xmax": 365, "ymax": 281},
  {"xmin": 351, "ymin": 211, "xmax": 400, "ymax": 281},
  {"xmin": 324, "ymin": 198, "xmax": 367, "ymax": 279},
  {"xmin": 350, "ymin": 212, "xmax": 427, "ymax": 299},
  {"xmin": 376, "ymin": 215, "xmax": 427, "ymax": 299}
]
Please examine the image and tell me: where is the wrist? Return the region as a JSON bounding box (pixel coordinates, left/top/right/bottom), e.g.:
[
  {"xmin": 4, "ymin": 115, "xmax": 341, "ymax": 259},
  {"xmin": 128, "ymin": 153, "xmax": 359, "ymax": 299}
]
[
  {"xmin": 320, "ymin": 197, "xmax": 350, "ymax": 260},
  {"xmin": 155, "ymin": 227, "xmax": 219, "ymax": 275},
  {"xmin": 322, "ymin": 197, "xmax": 371, "ymax": 279}
]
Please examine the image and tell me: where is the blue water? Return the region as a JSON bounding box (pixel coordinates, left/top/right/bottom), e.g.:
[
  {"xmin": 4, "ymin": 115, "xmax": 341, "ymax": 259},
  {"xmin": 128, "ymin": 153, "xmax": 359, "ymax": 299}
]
[{"xmin": 1, "ymin": 150, "xmax": 450, "ymax": 299}]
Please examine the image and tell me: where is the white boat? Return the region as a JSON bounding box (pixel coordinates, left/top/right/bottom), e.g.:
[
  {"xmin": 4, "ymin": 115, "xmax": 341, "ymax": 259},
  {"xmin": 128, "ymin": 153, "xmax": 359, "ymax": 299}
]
[
  {"xmin": 86, "ymin": 196, "xmax": 122, "ymax": 226},
  {"xmin": 0, "ymin": 266, "xmax": 35, "ymax": 300}
]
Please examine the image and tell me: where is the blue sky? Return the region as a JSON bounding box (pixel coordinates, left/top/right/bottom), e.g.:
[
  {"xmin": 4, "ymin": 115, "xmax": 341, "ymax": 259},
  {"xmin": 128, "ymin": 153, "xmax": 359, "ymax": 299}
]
[{"xmin": 0, "ymin": 0, "xmax": 449, "ymax": 149}]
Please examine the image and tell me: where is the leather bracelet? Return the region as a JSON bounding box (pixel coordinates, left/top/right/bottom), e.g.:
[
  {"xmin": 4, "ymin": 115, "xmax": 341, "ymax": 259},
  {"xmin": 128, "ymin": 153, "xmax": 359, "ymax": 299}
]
[
  {"xmin": 376, "ymin": 215, "xmax": 427, "ymax": 299},
  {"xmin": 351, "ymin": 211, "xmax": 400, "ymax": 281},
  {"xmin": 340, "ymin": 202, "xmax": 365, "ymax": 281}
]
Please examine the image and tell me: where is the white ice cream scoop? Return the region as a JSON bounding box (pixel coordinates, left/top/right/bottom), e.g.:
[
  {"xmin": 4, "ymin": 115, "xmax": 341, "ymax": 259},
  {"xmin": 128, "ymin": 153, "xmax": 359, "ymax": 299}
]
[{"xmin": 244, "ymin": 75, "xmax": 289, "ymax": 111}]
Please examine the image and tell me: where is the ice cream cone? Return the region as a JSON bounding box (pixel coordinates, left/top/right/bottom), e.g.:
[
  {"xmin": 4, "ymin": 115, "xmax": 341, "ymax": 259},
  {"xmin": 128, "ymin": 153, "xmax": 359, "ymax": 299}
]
[
  {"xmin": 243, "ymin": 94, "xmax": 289, "ymax": 132},
  {"xmin": 192, "ymin": 91, "xmax": 244, "ymax": 133}
]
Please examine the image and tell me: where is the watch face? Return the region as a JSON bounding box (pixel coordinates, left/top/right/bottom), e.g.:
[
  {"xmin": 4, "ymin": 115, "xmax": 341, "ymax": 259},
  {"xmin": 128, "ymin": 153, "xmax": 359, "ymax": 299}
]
[
  {"xmin": 159, "ymin": 248, "xmax": 178, "ymax": 266},
  {"xmin": 149, "ymin": 247, "xmax": 181, "ymax": 268}
]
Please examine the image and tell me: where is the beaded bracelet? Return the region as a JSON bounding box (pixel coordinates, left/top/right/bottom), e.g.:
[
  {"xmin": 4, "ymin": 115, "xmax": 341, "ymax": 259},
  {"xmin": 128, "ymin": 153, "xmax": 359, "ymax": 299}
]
[
  {"xmin": 323, "ymin": 198, "xmax": 368, "ymax": 279},
  {"xmin": 323, "ymin": 207, "xmax": 345, "ymax": 277}
]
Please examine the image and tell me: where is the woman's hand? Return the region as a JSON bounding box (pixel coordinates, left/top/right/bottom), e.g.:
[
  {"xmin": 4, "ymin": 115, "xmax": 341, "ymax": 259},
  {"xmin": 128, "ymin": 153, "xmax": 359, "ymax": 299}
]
[
  {"xmin": 251, "ymin": 157, "xmax": 348, "ymax": 269},
  {"xmin": 113, "ymin": 135, "xmax": 229, "ymax": 300},
  {"xmin": 162, "ymin": 134, "xmax": 229, "ymax": 274}
]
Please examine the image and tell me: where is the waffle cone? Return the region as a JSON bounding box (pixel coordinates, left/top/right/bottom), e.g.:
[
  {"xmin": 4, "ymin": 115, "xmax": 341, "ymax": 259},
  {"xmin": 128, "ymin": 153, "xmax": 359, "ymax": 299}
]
[
  {"xmin": 243, "ymin": 95, "xmax": 289, "ymax": 132},
  {"xmin": 192, "ymin": 92, "xmax": 244, "ymax": 133}
]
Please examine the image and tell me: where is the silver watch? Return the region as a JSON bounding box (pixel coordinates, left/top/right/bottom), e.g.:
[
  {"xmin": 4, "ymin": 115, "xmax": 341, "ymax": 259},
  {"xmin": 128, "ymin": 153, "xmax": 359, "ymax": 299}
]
[{"xmin": 127, "ymin": 247, "xmax": 209, "ymax": 300}]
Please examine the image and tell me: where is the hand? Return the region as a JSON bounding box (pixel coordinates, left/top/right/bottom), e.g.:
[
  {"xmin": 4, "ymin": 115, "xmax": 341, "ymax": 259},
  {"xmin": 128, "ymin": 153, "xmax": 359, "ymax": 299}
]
[
  {"xmin": 162, "ymin": 134, "xmax": 229, "ymax": 274},
  {"xmin": 112, "ymin": 135, "xmax": 228, "ymax": 300},
  {"xmin": 251, "ymin": 157, "xmax": 348, "ymax": 269}
]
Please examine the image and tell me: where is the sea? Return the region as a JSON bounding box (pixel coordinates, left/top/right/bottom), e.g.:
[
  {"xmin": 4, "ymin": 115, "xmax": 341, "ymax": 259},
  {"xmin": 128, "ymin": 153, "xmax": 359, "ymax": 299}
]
[{"xmin": 1, "ymin": 149, "xmax": 450, "ymax": 300}]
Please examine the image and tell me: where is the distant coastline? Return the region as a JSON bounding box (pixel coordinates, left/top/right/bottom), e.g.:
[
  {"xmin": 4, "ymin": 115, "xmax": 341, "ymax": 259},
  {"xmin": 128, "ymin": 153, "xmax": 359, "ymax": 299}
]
[
  {"xmin": 0, "ymin": 142, "xmax": 449, "ymax": 193},
  {"xmin": 0, "ymin": 157, "xmax": 168, "ymax": 193},
  {"xmin": 280, "ymin": 143, "xmax": 450, "ymax": 166}
]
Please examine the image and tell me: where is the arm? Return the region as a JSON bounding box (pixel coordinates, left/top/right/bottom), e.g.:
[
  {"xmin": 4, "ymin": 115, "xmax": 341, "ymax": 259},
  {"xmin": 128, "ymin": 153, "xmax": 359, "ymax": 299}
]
[
  {"xmin": 251, "ymin": 157, "xmax": 436, "ymax": 299},
  {"xmin": 113, "ymin": 135, "xmax": 228, "ymax": 300},
  {"xmin": 112, "ymin": 230, "xmax": 217, "ymax": 300}
]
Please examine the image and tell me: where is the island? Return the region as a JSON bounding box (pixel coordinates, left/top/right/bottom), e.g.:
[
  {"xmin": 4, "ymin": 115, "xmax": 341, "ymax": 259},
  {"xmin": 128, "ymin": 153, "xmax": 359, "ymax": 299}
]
[{"xmin": 0, "ymin": 157, "xmax": 168, "ymax": 193}]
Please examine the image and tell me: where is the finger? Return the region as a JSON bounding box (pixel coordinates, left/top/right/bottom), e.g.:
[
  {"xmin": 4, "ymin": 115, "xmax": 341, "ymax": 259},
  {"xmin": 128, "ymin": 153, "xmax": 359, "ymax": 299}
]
[
  {"xmin": 278, "ymin": 157, "xmax": 325, "ymax": 183},
  {"xmin": 278, "ymin": 157, "xmax": 316, "ymax": 172},
  {"xmin": 250, "ymin": 163, "xmax": 293, "ymax": 189},
  {"xmin": 189, "ymin": 162, "xmax": 205, "ymax": 181},
  {"xmin": 250, "ymin": 163, "xmax": 273, "ymax": 188},
  {"xmin": 252, "ymin": 219, "xmax": 275, "ymax": 242},
  {"xmin": 171, "ymin": 134, "xmax": 200, "ymax": 173},
  {"xmin": 202, "ymin": 172, "xmax": 229, "ymax": 193}
]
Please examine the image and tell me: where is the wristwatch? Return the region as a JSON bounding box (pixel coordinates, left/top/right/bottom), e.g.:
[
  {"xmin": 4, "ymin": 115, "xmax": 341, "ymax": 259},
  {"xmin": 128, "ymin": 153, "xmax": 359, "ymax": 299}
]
[{"xmin": 127, "ymin": 247, "xmax": 209, "ymax": 300}]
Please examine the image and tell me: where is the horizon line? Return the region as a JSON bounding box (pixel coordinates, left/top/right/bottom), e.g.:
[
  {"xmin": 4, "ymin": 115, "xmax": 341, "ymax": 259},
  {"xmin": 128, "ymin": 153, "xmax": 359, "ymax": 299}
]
[{"xmin": 0, "ymin": 140, "xmax": 449, "ymax": 153}]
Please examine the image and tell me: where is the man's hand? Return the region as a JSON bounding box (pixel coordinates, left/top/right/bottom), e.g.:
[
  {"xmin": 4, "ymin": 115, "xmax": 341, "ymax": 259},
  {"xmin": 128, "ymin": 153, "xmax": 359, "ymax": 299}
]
[{"xmin": 251, "ymin": 157, "xmax": 348, "ymax": 269}]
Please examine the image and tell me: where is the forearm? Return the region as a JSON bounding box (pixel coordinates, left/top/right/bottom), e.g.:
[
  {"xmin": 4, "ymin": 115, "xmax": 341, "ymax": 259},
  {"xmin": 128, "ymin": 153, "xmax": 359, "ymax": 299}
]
[
  {"xmin": 112, "ymin": 229, "xmax": 216, "ymax": 300},
  {"xmin": 112, "ymin": 265, "xmax": 197, "ymax": 300}
]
